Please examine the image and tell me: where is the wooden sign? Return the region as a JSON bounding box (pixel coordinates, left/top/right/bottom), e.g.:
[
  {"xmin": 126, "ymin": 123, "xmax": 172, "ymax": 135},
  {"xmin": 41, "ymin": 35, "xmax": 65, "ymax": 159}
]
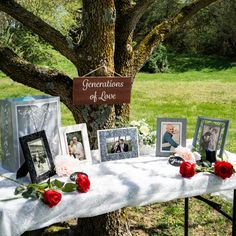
[{"xmin": 73, "ymin": 76, "xmax": 132, "ymax": 105}]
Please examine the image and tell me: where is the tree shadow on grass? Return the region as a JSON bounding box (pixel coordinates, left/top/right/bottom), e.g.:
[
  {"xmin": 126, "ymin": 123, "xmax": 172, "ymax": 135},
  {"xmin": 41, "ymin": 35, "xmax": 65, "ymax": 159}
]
[{"xmin": 168, "ymin": 54, "xmax": 233, "ymax": 72}]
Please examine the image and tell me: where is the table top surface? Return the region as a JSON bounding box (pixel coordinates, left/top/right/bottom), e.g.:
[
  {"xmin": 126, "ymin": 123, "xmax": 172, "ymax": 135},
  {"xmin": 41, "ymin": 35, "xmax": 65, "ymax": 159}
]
[{"xmin": 1, "ymin": 152, "xmax": 236, "ymax": 236}]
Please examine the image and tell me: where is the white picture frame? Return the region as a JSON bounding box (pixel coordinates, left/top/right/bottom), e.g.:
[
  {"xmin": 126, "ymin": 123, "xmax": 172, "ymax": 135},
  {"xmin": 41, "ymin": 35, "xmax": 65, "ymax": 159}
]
[
  {"xmin": 59, "ymin": 123, "xmax": 92, "ymax": 164},
  {"xmin": 97, "ymin": 127, "xmax": 139, "ymax": 162}
]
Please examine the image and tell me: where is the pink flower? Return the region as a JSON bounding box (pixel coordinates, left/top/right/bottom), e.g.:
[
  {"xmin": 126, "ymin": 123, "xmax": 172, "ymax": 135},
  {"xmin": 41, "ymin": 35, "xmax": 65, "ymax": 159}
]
[
  {"xmin": 55, "ymin": 155, "xmax": 81, "ymax": 177},
  {"xmin": 175, "ymin": 146, "xmax": 195, "ymax": 163}
]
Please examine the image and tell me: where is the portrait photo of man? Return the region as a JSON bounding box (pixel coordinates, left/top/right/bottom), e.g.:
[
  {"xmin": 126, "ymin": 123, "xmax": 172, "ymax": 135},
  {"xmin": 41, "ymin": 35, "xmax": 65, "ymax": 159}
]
[{"xmin": 161, "ymin": 123, "xmax": 181, "ymax": 152}]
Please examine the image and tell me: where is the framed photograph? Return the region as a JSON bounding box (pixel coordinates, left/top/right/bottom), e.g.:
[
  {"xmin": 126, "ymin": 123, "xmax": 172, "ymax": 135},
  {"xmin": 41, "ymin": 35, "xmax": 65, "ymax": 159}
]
[
  {"xmin": 19, "ymin": 130, "xmax": 55, "ymax": 183},
  {"xmin": 59, "ymin": 123, "xmax": 92, "ymax": 164},
  {"xmin": 192, "ymin": 116, "xmax": 229, "ymax": 159},
  {"xmin": 156, "ymin": 118, "xmax": 187, "ymax": 157},
  {"xmin": 97, "ymin": 127, "xmax": 139, "ymax": 162}
]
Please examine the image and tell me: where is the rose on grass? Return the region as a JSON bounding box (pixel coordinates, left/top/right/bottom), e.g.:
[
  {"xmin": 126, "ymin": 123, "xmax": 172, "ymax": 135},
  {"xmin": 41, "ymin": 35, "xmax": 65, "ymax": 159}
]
[
  {"xmin": 214, "ymin": 161, "xmax": 234, "ymax": 179},
  {"xmin": 76, "ymin": 172, "xmax": 90, "ymax": 193},
  {"xmin": 43, "ymin": 189, "xmax": 62, "ymax": 208},
  {"xmin": 179, "ymin": 161, "xmax": 196, "ymax": 178}
]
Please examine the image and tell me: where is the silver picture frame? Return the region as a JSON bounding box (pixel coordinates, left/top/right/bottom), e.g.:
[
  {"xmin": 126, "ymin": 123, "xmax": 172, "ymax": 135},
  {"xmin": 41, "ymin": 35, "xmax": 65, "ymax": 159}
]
[
  {"xmin": 156, "ymin": 118, "xmax": 187, "ymax": 157},
  {"xmin": 97, "ymin": 127, "xmax": 139, "ymax": 162},
  {"xmin": 192, "ymin": 116, "xmax": 229, "ymax": 159}
]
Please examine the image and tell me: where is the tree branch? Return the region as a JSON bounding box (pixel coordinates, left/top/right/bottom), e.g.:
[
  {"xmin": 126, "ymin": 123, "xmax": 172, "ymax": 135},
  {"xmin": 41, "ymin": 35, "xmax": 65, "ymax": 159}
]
[
  {"xmin": 0, "ymin": 45, "xmax": 79, "ymax": 114},
  {"xmin": 133, "ymin": 0, "xmax": 219, "ymax": 72},
  {"xmin": 0, "ymin": 0, "xmax": 79, "ymax": 66},
  {"xmin": 126, "ymin": 0, "xmax": 156, "ymax": 34}
]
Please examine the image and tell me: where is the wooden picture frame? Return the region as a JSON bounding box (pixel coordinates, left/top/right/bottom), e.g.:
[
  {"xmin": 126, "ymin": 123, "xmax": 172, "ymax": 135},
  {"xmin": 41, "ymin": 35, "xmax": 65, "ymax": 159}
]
[
  {"xmin": 97, "ymin": 127, "xmax": 139, "ymax": 162},
  {"xmin": 156, "ymin": 118, "xmax": 187, "ymax": 157},
  {"xmin": 192, "ymin": 116, "xmax": 229, "ymax": 159},
  {"xmin": 59, "ymin": 123, "xmax": 92, "ymax": 164},
  {"xmin": 19, "ymin": 130, "xmax": 55, "ymax": 183}
]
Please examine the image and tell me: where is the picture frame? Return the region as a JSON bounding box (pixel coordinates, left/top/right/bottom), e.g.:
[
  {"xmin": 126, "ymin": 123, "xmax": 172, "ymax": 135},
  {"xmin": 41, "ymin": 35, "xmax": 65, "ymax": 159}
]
[
  {"xmin": 97, "ymin": 127, "xmax": 139, "ymax": 162},
  {"xmin": 59, "ymin": 123, "xmax": 92, "ymax": 164},
  {"xmin": 156, "ymin": 118, "xmax": 187, "ymax": 157},
  {"xmin": 192, "ymin": 116, "xmax": 229, "ymax": 159},
  {"xmin": 19, "ymin": 130, "xmax": 55, "ymax": 183}
]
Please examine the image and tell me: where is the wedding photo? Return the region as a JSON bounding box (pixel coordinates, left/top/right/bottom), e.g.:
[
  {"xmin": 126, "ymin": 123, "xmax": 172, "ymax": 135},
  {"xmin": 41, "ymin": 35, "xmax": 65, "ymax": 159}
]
[
  {"xmin": 28, "ymin": 138, "xmax": 50, "ymax": 176},
  {"xmin": 66, "ymin": 131, "xmax": 86, "ymax": 161},
  {"xmin": 200, "ymin": 124, "xmax": 221, "ymax": 152}
]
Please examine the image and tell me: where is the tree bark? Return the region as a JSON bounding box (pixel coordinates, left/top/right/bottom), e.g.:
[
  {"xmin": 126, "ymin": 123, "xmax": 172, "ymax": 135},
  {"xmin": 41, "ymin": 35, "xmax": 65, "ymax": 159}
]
[{"xmin": 77, "ymin": 210, "xmax": 131, "ymax": 236}]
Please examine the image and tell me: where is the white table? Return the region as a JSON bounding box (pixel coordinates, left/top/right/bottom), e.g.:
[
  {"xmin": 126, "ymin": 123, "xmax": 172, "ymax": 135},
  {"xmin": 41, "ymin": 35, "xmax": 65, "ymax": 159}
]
[{"xmin": 1, "ymin": 153, "xmax": 236, "ymax": 236}]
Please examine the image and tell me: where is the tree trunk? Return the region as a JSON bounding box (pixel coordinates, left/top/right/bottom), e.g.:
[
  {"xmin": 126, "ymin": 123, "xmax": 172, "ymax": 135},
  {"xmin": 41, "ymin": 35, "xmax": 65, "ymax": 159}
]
[
  {"xmin": 77, "ymin": 210, "xmax": 131, "ymax": 236},
  {"xmin": 69, "ymin": 1, "xmax": 132, "ymax": 234}
]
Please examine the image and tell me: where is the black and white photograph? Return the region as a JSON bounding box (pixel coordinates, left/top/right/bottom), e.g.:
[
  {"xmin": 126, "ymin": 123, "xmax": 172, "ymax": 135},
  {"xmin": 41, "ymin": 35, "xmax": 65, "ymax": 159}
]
[
  {"xmin": 193, "ymin": 116, "xmax": 229, "ymax": 159},
  {"xmin": 19, "ymin": 130, "xmax": 55, "ymax": 183},
  {"xmin": 200, "ymin": 124, "xmax": 221, "ymax": 152},
  {"xmin": 98, "ymin": 127, "xmax": 139, "ymax": 162},
  {"xmin": 156, "ymin": 118, "xmax": 186, "ymax": 157},
  {"xmin": 27, "ymin": 138, "xmax": 51, "ymax": 176},
  {"xmin": 59, "ymin": 123, "xmax": 92, "ymax": 164}
]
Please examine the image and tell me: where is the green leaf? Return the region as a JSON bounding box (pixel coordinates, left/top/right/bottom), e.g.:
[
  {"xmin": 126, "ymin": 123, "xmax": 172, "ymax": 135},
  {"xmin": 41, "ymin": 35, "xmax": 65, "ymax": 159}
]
[
  {"xmin": 202, "ymin": 161, "xmax": 211, "ymax": 167},
  {"xmin": 38, "ymin": 182, "xmax": 48, "ymax": 189},
  {"xmin": 61, "ymin": 183, "xmax": 77, "ymax": 192},
  {"xmin": 53, "ymin": 179, "xmax": 65, "ymax": 189},
  {"xmin": 22, "ymin": 187, "xmax": 34, "ymax": 199},
  {"xmin": 14, "ymin": 186, "xmax": 26, "ymax": 195}
]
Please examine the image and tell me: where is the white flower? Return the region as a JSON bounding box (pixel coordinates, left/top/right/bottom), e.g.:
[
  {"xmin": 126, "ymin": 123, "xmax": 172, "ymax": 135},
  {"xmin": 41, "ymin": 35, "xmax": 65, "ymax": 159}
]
[
  {"xmin": 130, "ymin": 120, "xmax": 140, "ymax": 126},
  {"xmin": 54, "ymin": 155, "xmax": 81, "ymax": 177},
  {"xmin": 140, "ymin": 125, "xmax": 149, "ymax": 136}
]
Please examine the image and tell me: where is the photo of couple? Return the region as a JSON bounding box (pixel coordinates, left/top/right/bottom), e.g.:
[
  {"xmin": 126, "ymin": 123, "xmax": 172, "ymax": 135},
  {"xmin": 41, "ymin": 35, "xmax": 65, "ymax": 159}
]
[
  {"xmin": 161, "ymin": 123, "xmax": 181, "ymax": 152},
  {"xmin": 200, "ymin": 124, "xmax": 221, "ymax": 152},
  {"xmin": 107, "ymin": 136, "xmax": 131, "ymax": 154},
  {"xmin": 66, "ymin": 132, "xmax": 86, "ymax": 161}
]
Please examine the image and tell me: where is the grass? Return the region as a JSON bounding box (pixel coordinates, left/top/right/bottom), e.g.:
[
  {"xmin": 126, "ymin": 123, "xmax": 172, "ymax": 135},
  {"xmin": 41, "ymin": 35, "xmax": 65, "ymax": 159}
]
[{"xmin": 0, "ymin": 54, "xmax": 236, "ymax": 235}]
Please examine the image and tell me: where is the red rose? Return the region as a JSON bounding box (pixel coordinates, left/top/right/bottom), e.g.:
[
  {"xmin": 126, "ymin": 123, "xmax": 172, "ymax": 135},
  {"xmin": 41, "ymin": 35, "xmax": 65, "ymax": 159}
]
[
  {"xmin": 179, "ymin": 161, "xmax": 196, "ymax": 178},
  {"xmin": 214, "ymin": 161, "xmax": 234, "ymax": 179},
  {"xmin": 76, "ymin": 173, "xmax": 90, "ymax": 193},
  {"xmin": 43, "ymin": 189, "xmax": 62, "ymax": 208}
]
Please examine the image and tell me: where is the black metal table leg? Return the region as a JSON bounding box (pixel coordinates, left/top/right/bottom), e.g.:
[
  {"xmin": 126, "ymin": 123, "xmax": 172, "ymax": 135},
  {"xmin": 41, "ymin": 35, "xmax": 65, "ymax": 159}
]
[
  {"xmin": 233, "ymin": 189, "xmax": 236, "ymax": 236},
  {"xmin": 185, "ymin": 198, "xmax": 189, "ymax": 236}
]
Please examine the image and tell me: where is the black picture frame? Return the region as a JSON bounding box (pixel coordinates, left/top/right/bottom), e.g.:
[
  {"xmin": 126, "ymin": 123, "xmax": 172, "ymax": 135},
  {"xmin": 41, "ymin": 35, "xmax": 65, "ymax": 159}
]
[
  {"xmin": 192, "ymin": 116, "xmax": 229, "ymax": 159},
  {"xmin": 156, "ymin": 118, "xmax": 187, "ymax": 157},
  {"xmin": 19, "ymin": 130, "xmax": 55, "ymax": 183},
  {"xmin": 97, "ymin": 127, "xmax": 139, "ymax": 162}
]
